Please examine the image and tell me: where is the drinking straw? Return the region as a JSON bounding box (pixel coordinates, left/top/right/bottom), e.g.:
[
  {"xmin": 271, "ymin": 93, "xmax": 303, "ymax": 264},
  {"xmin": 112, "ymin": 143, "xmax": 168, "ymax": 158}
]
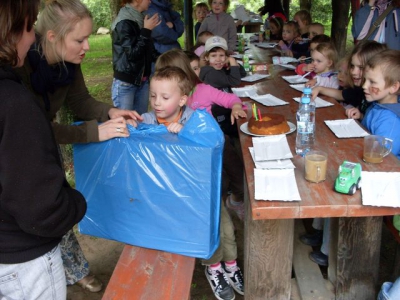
[{"xmin": 258, "ymin": 108, "xmax": 262, "ymax": 121}]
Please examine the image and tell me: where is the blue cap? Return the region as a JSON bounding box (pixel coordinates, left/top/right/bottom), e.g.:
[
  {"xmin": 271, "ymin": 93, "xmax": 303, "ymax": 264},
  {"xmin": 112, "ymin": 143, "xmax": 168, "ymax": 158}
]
[
  {"xmin": 303, "ymin": 87, "xmax": 312, "ymax": 94},
  {"xmin": 301, "ymin": 96, "xmax": 310, "ymax": 104}
]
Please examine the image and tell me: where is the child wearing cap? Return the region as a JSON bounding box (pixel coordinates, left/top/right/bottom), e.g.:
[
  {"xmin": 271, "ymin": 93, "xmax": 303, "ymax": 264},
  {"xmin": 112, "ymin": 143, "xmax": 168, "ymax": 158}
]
[
  {"xmin": 197, "ymin": 0, "xmax": 237, "ymax": 52},
  {"xmin": 200, "ymin": 36, "xmax": 245, "ymax": 93}
]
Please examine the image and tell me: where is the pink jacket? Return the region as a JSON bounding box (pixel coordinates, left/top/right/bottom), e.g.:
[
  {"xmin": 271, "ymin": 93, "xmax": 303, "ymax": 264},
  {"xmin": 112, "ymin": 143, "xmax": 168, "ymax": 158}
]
[{"xmin": 187, "ymin": 83, "xmax": 242, "ymax": 114}]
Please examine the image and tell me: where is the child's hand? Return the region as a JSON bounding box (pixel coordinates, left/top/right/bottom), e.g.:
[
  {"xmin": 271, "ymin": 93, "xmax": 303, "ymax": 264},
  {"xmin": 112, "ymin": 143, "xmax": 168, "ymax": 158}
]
[
  {"xmin": 278, "ymin": 40, "xmax": 286, "ymax": 48},
  {"xmin": 311, "ymin": 86, "xmax": 321, "ymax": 99},
  {"xmin": 293, "ymin": 36, "xmax": 303, "ymax": 44},
  {"xmin": 346, "ymin": 107, "xmax": 362, "ymax": 119},
  {"xmin": 303, "ymin": 63, "xmax": 314, "ymax": 73},
  {"xmin": 144, "ymin": 14, "xmax": 161, "ymax": 30},
  {"xmin": 284, "ymin": 50, "xmax": 294, "ymax": 57},
  {"xmin": 228, "ymin": 57, "xmax": 238, "ymax": 66},
  {"xmin": 306, "ymin": 78, "xmax": 317, "ymax": 87},
  {"xmin": 230, "ymin": 104, "xmax": 247, "ymax": 124},
  {"xmin": 167, "ymin": 123, "xmax": 183, "ymax": 133}
]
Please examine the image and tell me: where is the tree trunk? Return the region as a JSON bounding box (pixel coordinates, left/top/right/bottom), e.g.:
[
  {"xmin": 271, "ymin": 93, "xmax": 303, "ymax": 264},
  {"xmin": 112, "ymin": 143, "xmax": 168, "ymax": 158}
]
[
  {"xmin": 184, "ymin": 0, "xmax": 194, "ymax": 50},
  {"xmin": 282, "ymin": 0, "xmax": 290, "ymax": 18},
  {"xmin": 331, "ymin": 0, "xmax": 351, "ymax": 57},
  {"xmin": 299, "ymin": 0, "xmax": 312, "ymax": 11},
  {"xmin": 110, "ymin": 0, "xmax": 121, "ymax": 22}
]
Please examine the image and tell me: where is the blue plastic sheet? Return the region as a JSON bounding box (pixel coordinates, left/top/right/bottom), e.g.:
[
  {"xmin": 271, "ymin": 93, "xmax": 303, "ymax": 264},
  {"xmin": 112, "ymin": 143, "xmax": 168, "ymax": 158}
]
[{"xmin": 74, "ymin": 110, "xmax": 224, "ymax": 258}]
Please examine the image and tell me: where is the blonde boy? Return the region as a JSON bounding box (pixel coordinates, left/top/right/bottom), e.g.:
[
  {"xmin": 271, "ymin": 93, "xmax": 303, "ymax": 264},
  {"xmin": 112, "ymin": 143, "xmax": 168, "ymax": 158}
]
[
  {"xmin": 309, "ymin": 22, "xmax": 325, "ymax": 39},
  {"xmin": 141, "ymin": 67, "xmax": 195, "ymax": 133},
  {"xmin": 361, "ymin": 49, "xmax": 400, "ymax": 159}
]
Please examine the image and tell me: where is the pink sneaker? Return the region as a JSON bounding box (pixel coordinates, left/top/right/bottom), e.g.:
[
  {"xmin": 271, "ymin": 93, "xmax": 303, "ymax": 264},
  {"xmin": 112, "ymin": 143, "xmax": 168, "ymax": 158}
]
[{"xmin": 226, "ymin": 195, "xmax": 245, "ymax": 221}]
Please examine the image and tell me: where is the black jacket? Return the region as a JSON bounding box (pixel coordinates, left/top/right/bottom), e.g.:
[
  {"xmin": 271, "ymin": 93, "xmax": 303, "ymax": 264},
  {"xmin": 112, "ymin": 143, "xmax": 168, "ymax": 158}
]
[
  {"xmin": 112, "ymin": 19, "xmax": 159, "ymax": 85},
  {"xmin": 0, "ymin": 66, "xmax": 87, "ymax": 264}
]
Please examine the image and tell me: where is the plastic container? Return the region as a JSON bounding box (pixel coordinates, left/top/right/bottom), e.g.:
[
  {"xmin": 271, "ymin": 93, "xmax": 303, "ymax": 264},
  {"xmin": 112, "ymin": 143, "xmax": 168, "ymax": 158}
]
[
  {"xmin": 301, "ymin": 87, "xmax": 315, "ymax": 108},
  {"xmin": 295, "ymin": 96, "xmax": 316, "ymax": 156},
  {"xmin": 243, "ymin": 54, "xmax": 250, "ymax": 73}
]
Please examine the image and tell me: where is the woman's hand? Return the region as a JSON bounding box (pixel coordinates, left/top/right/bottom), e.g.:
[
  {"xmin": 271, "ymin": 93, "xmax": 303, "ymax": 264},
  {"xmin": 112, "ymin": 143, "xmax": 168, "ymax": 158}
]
[
  {"xmin": 144, "ymin": 13, "xmax": 161, "ymax": 30},
  {"xmin": 108, "ymin": 108, "xmax": 143, "ymax": 127},
  {"xmin": 98, "ymin": 117, "xmax": 130, "ymax": 141},
  {"xmin": 230, "ymin": 103, "xmax": 247, "ymax": 124}
]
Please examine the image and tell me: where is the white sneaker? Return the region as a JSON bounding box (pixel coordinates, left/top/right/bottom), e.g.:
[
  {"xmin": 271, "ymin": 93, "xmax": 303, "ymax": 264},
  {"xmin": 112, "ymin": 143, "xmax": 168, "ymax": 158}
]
[
  {"xmin": 205, "ymin": 266, "xmax": 235, "ymax": 300},
  {"xmin": 222, "ymin": 263, "xmax": 244, "ymax": 295}
]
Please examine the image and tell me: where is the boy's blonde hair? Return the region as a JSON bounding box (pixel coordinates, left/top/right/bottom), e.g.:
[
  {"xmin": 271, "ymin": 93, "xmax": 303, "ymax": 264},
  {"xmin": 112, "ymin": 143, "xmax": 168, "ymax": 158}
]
[
  {"xmin": 152, "ymin": 66, "xmax": 194, "ymax": 96},
  {"xmin": 193, "ymin": 2, "xmax": 209, "ymax": 20},
  {"xmin": 294, "ymin": 10, "xmax": 312, "ymax": 26},
  {"xmin": 36, "ymin": 0, "xmax": 92, "ymax": 63},
  {"xmin": 366, "ymin": 50, "xmax": 400, "ymax": 90},
  {"xmin": 314, "ymin": 42, "xmax": 338, "ymax": 69},
  {"xmin": 309, "ymin": 23, "xmax": 324, "ymax": 35}
]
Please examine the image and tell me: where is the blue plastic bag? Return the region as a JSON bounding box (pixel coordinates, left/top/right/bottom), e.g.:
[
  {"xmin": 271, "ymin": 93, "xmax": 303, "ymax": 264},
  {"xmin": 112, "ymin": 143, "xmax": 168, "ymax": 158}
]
[{"xmin": 74, "ymin": 109, "xmax": 224, "ymax": 259}]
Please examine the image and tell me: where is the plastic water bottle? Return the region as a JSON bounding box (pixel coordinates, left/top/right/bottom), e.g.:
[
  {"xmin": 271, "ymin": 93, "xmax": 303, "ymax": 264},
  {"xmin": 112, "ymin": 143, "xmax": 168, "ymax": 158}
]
[
  {"xmin": 295, "ymin": 96, "xmax": 316, "ymax": 156},
  {"xmin": 301, "ymin": 86, "xmax": 314, "ymax": 108}
]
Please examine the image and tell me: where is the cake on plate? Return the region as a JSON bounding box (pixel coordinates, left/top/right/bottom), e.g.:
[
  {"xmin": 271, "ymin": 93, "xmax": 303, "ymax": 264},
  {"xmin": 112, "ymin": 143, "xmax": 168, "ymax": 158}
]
[{"xmin": 248, "ymin": 113, "xmax": 290, "ymax": 135}]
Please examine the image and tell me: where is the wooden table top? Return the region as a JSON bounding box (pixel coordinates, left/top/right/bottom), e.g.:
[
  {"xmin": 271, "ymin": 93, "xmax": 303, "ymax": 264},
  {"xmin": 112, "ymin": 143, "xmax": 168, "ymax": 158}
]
[{"xmin": 237, "ymin": 48, "xmax": 400, "ymax": 220}]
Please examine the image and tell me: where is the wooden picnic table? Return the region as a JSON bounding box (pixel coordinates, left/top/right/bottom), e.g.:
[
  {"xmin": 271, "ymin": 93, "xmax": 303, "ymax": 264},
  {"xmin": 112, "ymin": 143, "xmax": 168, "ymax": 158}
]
[{"xmin": 238, "ymin": 44, "xmax": 400, "ymax": 299}]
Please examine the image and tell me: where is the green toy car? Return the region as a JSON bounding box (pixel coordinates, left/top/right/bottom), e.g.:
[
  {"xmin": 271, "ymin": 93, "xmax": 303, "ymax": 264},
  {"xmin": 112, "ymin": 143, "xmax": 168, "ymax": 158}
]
[{"xmin": 334, "ymin": 161, "xmax": 362, "ymax": 195}]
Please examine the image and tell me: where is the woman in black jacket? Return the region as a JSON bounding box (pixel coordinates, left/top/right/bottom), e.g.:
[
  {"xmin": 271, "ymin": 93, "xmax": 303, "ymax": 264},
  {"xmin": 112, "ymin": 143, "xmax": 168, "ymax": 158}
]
[
  {"xmin": 0, "ymin": 0, "xmax": 87, "ymax": 298},
  {"xmin": 111, "ymin": 0, "xmax": 161, "ymax": 114}
]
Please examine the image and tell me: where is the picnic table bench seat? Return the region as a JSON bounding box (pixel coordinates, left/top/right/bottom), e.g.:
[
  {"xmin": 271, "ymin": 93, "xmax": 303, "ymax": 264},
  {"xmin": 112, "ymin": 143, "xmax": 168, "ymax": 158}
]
[{"xmin": 102, "ymin": 245, "xmax": 195, "ymax": 300}]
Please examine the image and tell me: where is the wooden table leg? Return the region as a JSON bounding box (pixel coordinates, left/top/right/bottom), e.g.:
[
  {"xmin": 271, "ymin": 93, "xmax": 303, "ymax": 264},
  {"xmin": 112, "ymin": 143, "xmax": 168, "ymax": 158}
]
[
  {"xmin": 329, "ymin": 216, "xmax": 382, "ymax": 300},
  {"xmin": 243, "ymin": 186, "xmax": 294, "ymax": 299}
]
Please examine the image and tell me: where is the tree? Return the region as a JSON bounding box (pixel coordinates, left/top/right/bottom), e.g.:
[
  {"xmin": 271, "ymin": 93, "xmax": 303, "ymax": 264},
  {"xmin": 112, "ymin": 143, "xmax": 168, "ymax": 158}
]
[
  {"xmin": 331, "ymin": 0, "xmax": 351, "ymax": 57},
  {"xmin": 110, "ymin": 0, "xmax": 121, "ymax": 22},
  {"xmin": 299, "ymin": 0, "xmax": 312, "ymax": 11}
]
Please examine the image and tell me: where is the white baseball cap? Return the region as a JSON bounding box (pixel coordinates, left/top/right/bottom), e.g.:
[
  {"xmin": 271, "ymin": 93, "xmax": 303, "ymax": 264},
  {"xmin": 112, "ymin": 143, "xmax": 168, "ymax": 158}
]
[{"xmin": 205, "ymin": 36, "xmax": 228, "ymax": 52}]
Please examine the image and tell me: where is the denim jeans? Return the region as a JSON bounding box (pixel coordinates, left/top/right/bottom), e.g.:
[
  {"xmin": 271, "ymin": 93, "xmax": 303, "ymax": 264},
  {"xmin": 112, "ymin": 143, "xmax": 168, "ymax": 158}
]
[
  {"xmin": 111, "ymin": 78, "xmax": 149, "ymax": 114},
  {"xmin": 378, "ymin": 278, "xmax": 400, "ymax": 300},
  {"xmin": 0, "ymin": 245, "xmax": 66, "ymax": 300}
]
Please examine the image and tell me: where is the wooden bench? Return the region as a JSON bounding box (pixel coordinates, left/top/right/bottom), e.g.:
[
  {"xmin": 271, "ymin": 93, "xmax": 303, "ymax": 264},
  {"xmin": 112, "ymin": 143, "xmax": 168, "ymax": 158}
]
[
  {"xmin": 384, "ymin": 216, "xmax": 400, "ymax": 279},
  {"xmin": 102, "ymin": 245, "xmax": 196, "ymax": 300}
]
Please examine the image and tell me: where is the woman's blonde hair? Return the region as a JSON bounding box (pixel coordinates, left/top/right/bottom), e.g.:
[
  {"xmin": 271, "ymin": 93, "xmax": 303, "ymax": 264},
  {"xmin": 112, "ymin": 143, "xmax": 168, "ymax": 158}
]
[
  {"xmin": 36, "ymin": 0, "xmax": 92, "ymax": 62},
  {"xmin": 0, "ymin": 0, "xmax": 40, "ymax": 67}
]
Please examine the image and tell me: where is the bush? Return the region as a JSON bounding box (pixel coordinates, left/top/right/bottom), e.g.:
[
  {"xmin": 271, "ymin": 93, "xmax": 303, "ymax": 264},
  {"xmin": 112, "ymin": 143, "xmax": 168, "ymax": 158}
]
[{"xmin": 82, "ymin": 0, "xmax": 112, "ymax": 32}]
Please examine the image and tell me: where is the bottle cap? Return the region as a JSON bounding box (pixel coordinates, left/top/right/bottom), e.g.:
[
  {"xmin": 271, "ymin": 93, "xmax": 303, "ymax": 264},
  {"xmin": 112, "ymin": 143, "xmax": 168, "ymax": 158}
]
[
  {"xmin": 301, "ymin": 96, "xmax": 310, "ymax": 104},
  {"xmin": 303, "ymin": 87, "xmax": 312, "ymax": 94}
]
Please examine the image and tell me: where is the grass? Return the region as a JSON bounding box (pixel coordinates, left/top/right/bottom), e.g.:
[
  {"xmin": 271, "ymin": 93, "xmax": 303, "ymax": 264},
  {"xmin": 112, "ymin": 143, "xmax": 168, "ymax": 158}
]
[{"xmin": 81, "ymin": 34, "xmax": 113, "ymax": 105}]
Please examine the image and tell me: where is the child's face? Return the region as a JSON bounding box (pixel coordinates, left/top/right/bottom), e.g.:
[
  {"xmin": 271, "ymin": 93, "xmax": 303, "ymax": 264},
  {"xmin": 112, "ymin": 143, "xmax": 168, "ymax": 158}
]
[
  {"xmin": 311, "ymin": 50, "xmax": 332, "ymax": 74},
  {"xmin": 270, "ymin": 22, "xmax": 279, "ymax": 35},
  {"xmin": 206, "ymin": 48, "xmax": 227, "ymax": 70},
  {"xmin": 337, "ymin": 61, "xmax": 349, "ymax": 88},
  {"xmin": 210, "ymin": 0, "xmax": 226, "ymax": 14},
  {"xmin": 282, "ymin": 25, "xmax": 297, "ymax": 42},
  {"xmin": 363, "ymin": 66, "xmax": 398, "ymax": 104},
  {"xmin": 150, "ymin": 78, "xmax": 186, "ymax": 122},
  {"xmin": 308, "ymin": 25, "xmax": 324, "ymax": 39},
  {"xmin": 195, "ymin": 7, "xmax": 208, "ymax": 22},
  {"xmin": 190, "ymin": 59, "xmax": 200, "ymax": 77},
  {"xmin": 294, "ymin": 15, "xmax": 307, "ymax": 30},
  {"xmin": 350, "ymin": 54, "xmax": 363, "ymax": 87}
]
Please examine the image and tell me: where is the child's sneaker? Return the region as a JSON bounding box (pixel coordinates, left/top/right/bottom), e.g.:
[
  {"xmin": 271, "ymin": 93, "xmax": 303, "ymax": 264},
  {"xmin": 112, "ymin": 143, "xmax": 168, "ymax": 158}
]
[
  {"xmin": 205, "ymin": 266, "xmax": 235, "ymax": 300},
  {"xmin": 226, "ymin": 195, "xmax": 245, "ymax": 221},
  {"xmin": 222, "ymin": 263, "xmax": 244, "ymax": 295}
]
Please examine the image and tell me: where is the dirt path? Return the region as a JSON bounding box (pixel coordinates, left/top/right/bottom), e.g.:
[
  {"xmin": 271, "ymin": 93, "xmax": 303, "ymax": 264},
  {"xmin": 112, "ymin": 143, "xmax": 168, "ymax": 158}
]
[{"xmin": 67, "ymin": 217, "xmax": 396, "ymax": 300}]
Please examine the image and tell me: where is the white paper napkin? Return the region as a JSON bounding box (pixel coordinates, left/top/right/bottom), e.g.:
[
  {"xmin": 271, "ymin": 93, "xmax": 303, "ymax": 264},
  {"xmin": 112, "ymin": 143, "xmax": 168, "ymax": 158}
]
[
  {"xmin": 293, "ymin": 97, "xmax": 334, "ymax": 108},
  {"xmin": 362, "ymin": 172, "xmax": 400, "ymax": 207},
  {"xmin": 290, "ymin": 84, "xmax": 306, "ymax": 92},
  {"xmin": 272, "ymin": 56, "xmax": 298, "ymax": 64},
  {"xmin": 324, "ymin": 119, "xmax": 370, "ymax": 138},
  {"xmin": 241, "ymin": 74, "xmax": 270, "ymax": 82},
  {"xmin": 232, "ymin": 85, "xmax": 258, "ymax": 97},
  {"xmin": 279, "ymin": 64, "xmax": 296, "ymax": 70},
  {"xmin": 255, "ymin": 42, "xmax": 278, "ymax": 49},
  {"xmin": 282, "ymin": 75, "xmax": 309, "ymax": 84},
  {"xmin": 250, "ymin": 94, "xmax": 288, "ymax": 106},
  {"xmin": 254, "ymin": 169, "xmax": 301, "ymax": 201},
  {"xmin": 252, "ymin": 135, "xmax": 293, "ymax": 161},
  {"xmin": 249, "ymin": 148, "xmax": 295, "ymax": 169}
]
